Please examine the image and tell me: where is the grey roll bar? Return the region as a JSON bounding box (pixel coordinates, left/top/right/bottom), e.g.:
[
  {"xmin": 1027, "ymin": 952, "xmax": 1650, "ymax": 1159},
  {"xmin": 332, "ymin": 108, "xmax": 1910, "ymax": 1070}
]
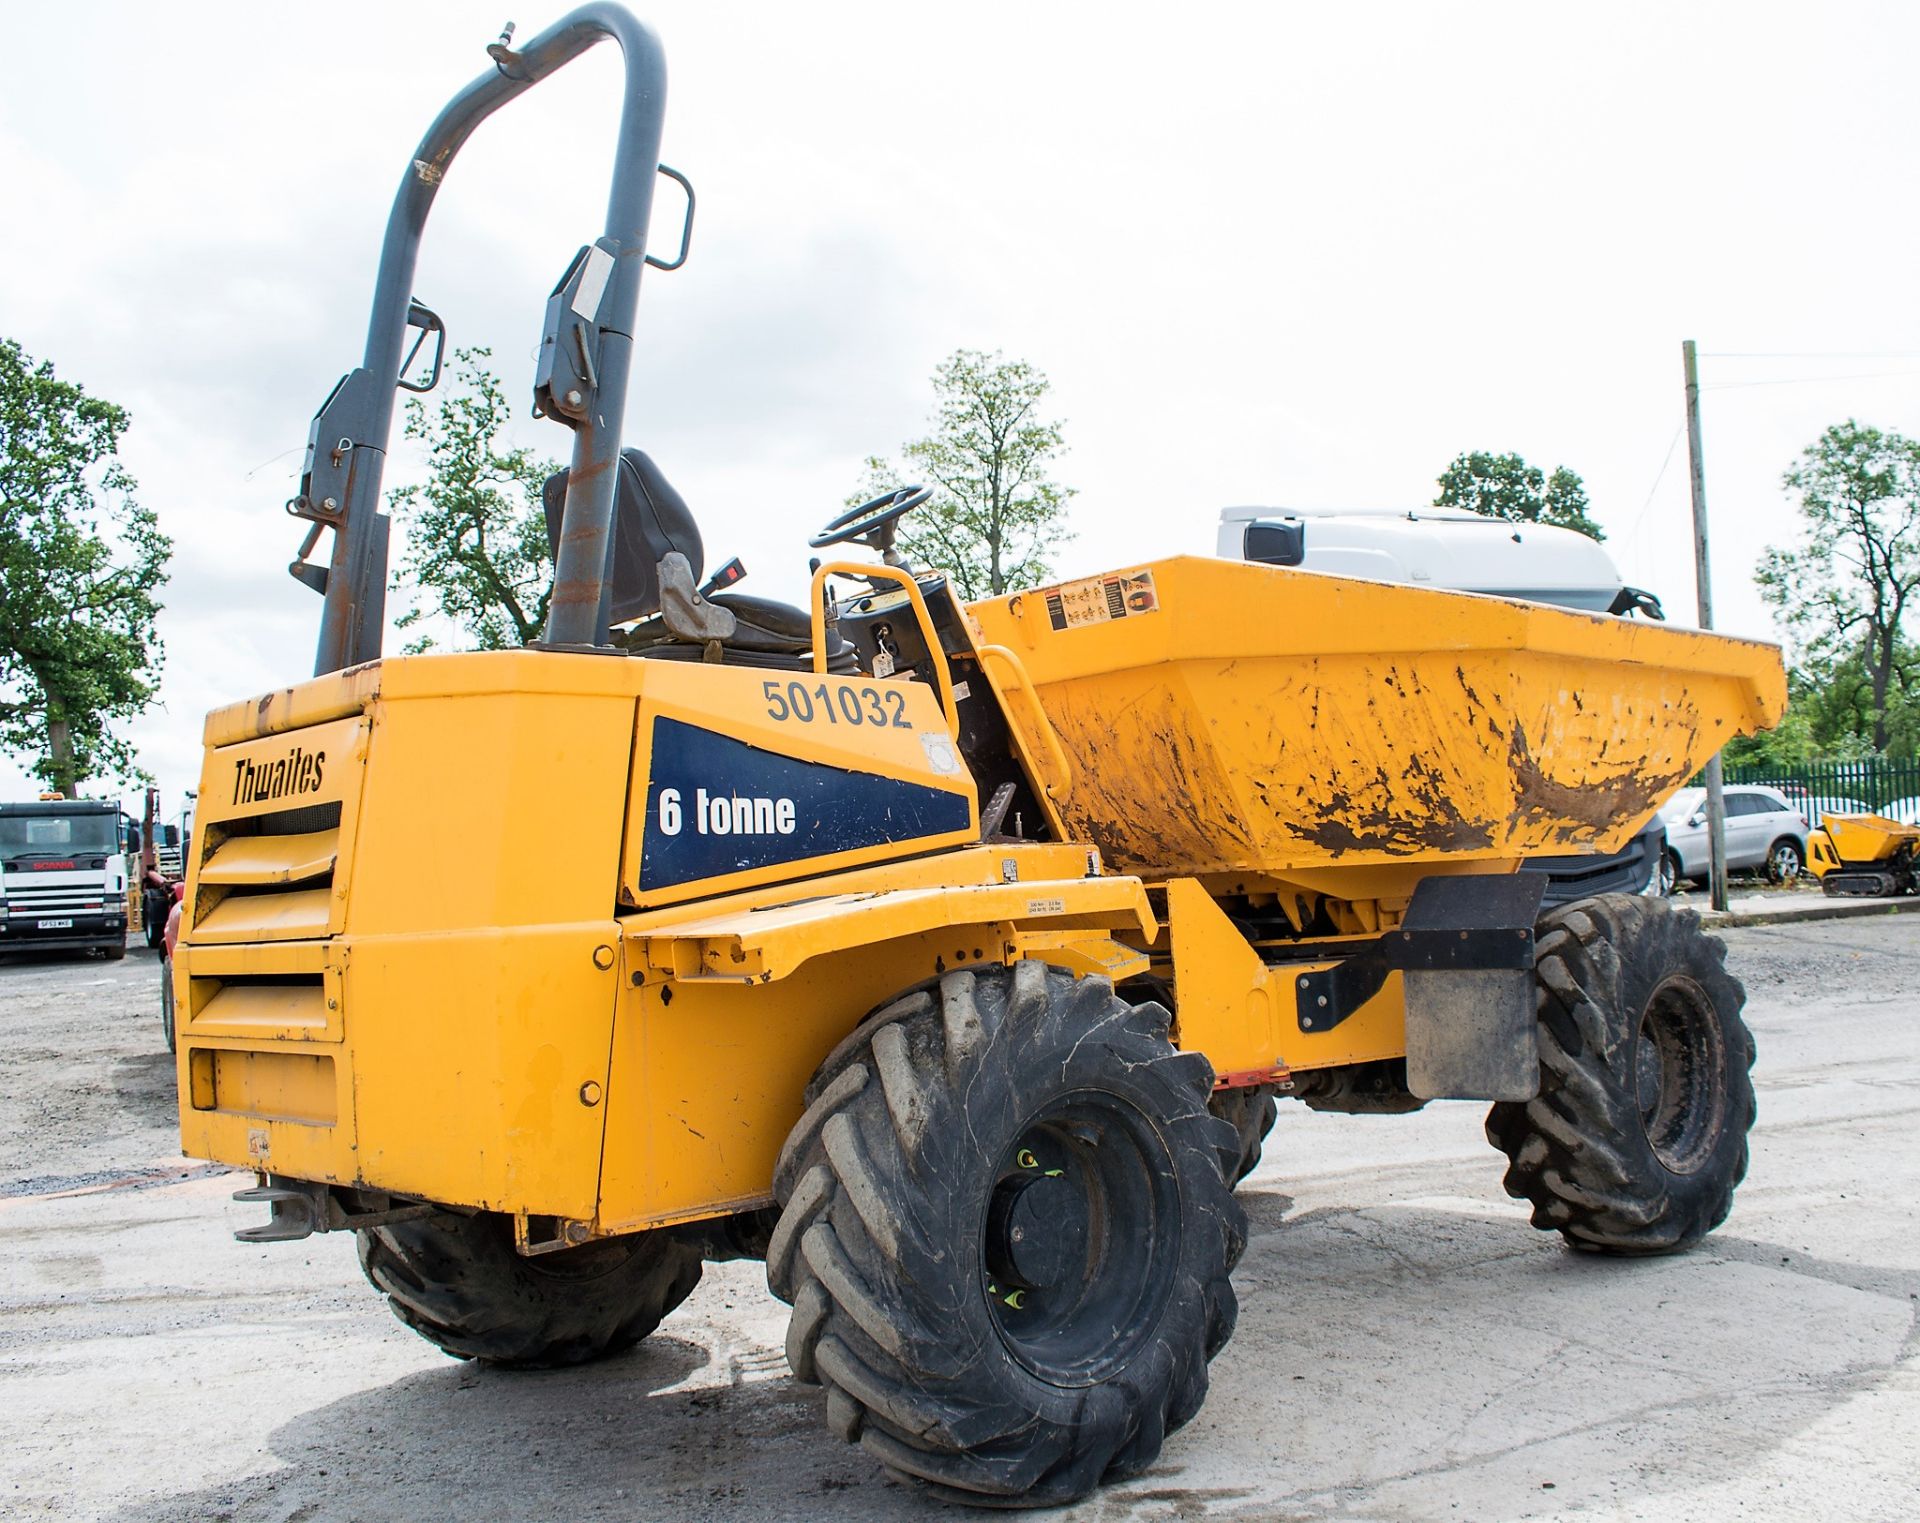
[{"xmin": 297, "ymin": 5, "xmax": 668, "ymax": 675}]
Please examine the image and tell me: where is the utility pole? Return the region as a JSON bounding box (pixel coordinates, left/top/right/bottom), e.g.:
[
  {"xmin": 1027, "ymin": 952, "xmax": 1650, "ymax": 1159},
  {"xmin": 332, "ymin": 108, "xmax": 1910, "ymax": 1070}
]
[{"xmin": 1683, "ymin": 339, "xmax": 1730, "ymax": 912}]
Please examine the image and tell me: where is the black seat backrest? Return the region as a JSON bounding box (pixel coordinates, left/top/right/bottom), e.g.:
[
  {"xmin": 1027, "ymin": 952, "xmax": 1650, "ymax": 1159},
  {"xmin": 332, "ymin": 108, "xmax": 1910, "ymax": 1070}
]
[{"xmin": 541, "ymin": 449, "xmax": 704, "ymax": 626}]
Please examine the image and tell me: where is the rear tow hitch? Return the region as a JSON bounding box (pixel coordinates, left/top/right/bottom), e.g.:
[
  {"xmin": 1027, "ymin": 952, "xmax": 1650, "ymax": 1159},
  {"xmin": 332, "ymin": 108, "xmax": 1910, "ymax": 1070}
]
[
  {"xmin": 231, "ymin": 1182, "xmax": 317, "ymax": 1243},
  {"xmin": 231, "ymin": 1176, "xmax": 434, "ymax": 1243}
]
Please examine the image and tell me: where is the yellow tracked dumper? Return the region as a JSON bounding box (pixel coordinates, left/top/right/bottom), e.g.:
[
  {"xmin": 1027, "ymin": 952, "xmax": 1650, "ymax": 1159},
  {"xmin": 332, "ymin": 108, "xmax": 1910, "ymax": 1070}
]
[
  {"xmin": 1808, "ymin": 811, "xmax": 1920, "ymax": 896},
  {"xmin": 178, "ymin": 7, "xmax": 1788, "ymax": 1506}
]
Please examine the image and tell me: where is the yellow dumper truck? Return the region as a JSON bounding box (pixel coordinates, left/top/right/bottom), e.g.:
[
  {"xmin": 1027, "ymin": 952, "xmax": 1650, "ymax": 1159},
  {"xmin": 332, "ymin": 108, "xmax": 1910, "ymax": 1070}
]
[{"xmin": 175, "ymin": 6, "xmax": 1788, "ymax": 1507}]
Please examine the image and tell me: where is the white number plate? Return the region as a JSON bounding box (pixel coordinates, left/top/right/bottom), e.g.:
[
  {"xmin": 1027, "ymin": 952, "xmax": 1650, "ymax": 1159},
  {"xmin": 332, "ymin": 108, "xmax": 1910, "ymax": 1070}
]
[{"xmin": 37, "ymin": 919, "xmax": 73, "ymax": 930}]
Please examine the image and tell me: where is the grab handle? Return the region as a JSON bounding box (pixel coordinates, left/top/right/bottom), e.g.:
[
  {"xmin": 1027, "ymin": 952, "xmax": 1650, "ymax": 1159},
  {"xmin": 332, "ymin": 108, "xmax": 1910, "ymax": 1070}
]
[
  {"xmin": 976, "ymin": 644, "xmax": 1073, "ymax": 804},
  {"xmin": 808, "ymin": 564, "xmax": 961, "ymax": 742}
]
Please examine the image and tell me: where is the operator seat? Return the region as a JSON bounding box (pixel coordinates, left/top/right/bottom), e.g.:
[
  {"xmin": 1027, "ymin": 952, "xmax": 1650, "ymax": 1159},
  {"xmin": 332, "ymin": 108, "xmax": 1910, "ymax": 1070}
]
[
  {"xmin": 541, "ymin": 450, "xmax": 855, "ymax": 671},
  {"xmin": 541, "ymin": 449, "xmax": 704, "ymax": 626}
]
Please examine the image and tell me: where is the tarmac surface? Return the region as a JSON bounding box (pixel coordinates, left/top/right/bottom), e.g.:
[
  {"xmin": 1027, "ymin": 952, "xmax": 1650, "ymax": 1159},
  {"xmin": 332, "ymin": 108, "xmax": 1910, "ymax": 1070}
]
[{"xmin": 3, "ymin": 906, "xmax": 1916, "ymax": 1522}]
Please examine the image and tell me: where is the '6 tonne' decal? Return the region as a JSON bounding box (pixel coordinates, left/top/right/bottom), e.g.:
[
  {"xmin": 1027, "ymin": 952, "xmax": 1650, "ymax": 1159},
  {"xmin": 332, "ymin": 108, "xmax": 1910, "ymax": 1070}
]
[{"xmin": 639, "ymin": 716, "xmax": 972, "ymax": 891}]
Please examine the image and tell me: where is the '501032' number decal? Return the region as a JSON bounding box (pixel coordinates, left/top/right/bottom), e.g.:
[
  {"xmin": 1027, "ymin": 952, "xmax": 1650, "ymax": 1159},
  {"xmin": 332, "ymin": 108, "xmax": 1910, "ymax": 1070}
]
[{"xmin": 764, "ymin": 679, "xmax": 911, "ymax": 728}]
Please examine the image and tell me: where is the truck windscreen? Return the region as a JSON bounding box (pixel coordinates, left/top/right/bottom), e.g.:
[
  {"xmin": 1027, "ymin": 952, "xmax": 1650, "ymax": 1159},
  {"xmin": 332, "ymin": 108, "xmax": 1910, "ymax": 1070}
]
[{"xmin": 0, "ymin": 815, "xmax": 121, "ymax": 854}]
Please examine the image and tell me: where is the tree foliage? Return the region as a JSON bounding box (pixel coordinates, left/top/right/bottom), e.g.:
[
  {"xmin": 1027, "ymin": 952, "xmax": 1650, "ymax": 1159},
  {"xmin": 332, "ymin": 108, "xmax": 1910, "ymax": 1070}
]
[
  {"xmin": 1434, "ymin": 451, "xmax": 1605, "ymax": 541},
  {"xmin": 1757, "ymin": 420, "xmax": 1920, "ymax": 756},
  {"xmin": 0, "ymin": 337, "xmax": 170, "ymax": 793},
  {"xmin": 390, "ymin": 348, "xmax": 560, "ymax": 652},
  {"xmin": 857, "ymin": 350, "xmax": 1075, "ymax": 600}
]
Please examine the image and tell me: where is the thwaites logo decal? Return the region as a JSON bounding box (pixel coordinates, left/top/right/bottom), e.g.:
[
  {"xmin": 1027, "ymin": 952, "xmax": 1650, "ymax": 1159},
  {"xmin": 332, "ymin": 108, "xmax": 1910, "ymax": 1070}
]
[
  {"xmin": 639, "ymin": 716, "xmax": 972, "ymax": 891},
  {"xmin": 232, "ymin": 743, "xmax": 327, "ymax": 806}
]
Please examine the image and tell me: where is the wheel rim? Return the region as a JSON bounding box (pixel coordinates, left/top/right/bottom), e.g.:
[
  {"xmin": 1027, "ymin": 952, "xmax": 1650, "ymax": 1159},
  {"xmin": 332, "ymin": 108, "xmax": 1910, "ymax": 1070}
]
[
  {"xmin": 980, "ymin": 1092, "xmax": 1177, "ymax": 1387},
  {"xmin": 1633, "ymin": 976, "xmax": 1727, "ymax": 1174},
  {"xmin": 1771, "ymin": 843, "xmax": 1800, "ymax": 881},
  {"xmin": 1659, "ymin": 854, "xmax": 1677, "ymax": 895}
]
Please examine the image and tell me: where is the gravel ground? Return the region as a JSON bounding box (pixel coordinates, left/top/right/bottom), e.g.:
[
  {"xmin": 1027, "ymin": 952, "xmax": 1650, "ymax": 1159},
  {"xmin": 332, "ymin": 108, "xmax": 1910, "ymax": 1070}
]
[{"xmin": 2, "ymin": 914, "xmax": 1916, "ymax": 1522}]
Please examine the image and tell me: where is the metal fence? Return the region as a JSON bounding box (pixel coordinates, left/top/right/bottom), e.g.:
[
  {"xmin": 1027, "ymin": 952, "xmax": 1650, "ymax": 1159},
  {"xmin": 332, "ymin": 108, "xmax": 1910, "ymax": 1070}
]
[{"xmin": 1724, "ymin": 757, "xmax": 1920, "ymax": 814}]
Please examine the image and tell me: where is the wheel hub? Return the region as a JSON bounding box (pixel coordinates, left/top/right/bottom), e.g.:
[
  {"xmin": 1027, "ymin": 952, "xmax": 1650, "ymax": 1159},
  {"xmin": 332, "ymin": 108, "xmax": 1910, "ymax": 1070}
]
[
  {"xmin": 1635, "ymin": 975, "xmax": 1727, "ymax": 1175},
  {"xmin": 986, "ymin": 1172, "xmax": 1089, "ymax": 1291},
  {"xmin": 978, "ymin": 1097, "xmax": 1179, "ymax": 1386}
]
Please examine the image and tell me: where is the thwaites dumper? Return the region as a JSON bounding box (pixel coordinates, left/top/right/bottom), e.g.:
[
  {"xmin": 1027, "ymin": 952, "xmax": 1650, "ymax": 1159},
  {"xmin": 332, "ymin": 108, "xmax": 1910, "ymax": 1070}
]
[{"xmin": 178, "ymin": 7, "xmax": 1788, "ymax": 1507}]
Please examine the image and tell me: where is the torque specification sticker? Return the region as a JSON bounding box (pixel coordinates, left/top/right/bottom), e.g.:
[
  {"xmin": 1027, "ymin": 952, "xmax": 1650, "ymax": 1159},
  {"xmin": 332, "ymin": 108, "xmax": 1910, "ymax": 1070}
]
[
  {"xmin": 763, "ymin": 678, "xmax": 911, "ymax": 728},
  {"xmin": 1042, "ymin": 569, "xmax": 1159, "ymax": 632}
]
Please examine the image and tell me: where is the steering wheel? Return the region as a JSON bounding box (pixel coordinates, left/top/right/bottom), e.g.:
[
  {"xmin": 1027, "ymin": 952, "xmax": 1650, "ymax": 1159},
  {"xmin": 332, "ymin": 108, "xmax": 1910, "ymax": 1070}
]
[{"xmin": 809, "ymin": 485, "xmax": 932, "ymax": 550}]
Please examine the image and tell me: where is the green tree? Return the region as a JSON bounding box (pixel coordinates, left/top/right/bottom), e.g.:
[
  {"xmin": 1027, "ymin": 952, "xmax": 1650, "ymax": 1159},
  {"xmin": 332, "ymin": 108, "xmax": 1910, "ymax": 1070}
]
[
  {"xmin": 1434, "ymin": 451, "xmax": 1605, "ymax": 540},
  {"xmin": 390, "ymin": 348, "xmax": 560, "ymax": 652},
  {"xmin": 856, "ymin": 349, "xmax": 1075, "ymax": 599},
  {"xmin": 0, "ymin": 337, "xmax": 169, "ymax": 794},
  {"xmin": 1757, "ymin": 421, "xmax": 1920, "ymax": 756}
]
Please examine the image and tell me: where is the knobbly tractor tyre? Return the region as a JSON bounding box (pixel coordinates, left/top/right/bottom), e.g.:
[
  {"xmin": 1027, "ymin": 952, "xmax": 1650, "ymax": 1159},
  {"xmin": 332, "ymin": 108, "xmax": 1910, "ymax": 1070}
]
[
  {"xmin": 357, "ymin": 1209, "xmax": 704, "ymax": 1368},
  {"xmin": 766, "ymin": 962, "xmax": 1245, "ymax": 1507},
  {"xmin": 1208, "ymin": 1084, "xmax": 1279, "ymax": 1187},
  {"xmin": 1486, "ymin": 893, "xmax": 1755, "ymax": 1255}
]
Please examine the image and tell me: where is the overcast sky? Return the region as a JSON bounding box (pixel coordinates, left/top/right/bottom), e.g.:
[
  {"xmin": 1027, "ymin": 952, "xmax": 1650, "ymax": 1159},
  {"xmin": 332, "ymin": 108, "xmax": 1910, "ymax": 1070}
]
[{"xmin": 4, "ymin": 1, "xmax": 1918, "ymax": 812}]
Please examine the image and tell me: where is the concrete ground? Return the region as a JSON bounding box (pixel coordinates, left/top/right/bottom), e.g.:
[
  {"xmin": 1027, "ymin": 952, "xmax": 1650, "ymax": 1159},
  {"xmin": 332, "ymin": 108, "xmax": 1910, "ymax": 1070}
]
[{"xmin": 2, "ymin": 914, "xmax": 1916, "ymax": 1522}]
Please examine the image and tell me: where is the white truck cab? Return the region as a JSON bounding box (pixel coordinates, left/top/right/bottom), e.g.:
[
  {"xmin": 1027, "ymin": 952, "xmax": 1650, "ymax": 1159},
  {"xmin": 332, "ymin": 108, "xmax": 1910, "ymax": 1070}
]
[
  {"xmin": 1217, "ymin": 504, "xmax": 1662, "ymax": 618},
  {"xmin": 0, "ymin": 798, "xmax": 130, "ymax": 959}
]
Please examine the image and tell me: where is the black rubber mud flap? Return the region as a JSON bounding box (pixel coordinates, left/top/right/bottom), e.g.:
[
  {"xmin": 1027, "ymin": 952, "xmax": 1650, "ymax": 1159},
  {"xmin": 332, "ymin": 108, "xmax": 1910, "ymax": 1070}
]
[{"xmin": 1402, "ymin": 872, "xmax": 1546, "ymax": 1100}]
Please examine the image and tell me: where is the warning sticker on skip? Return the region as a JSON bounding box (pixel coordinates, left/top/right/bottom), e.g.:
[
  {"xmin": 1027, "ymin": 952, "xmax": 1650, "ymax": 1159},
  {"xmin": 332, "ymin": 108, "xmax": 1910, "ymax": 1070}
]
[{"xmin": 1042, "ymin": 569, "xmax": 1159, "ymax": 631}]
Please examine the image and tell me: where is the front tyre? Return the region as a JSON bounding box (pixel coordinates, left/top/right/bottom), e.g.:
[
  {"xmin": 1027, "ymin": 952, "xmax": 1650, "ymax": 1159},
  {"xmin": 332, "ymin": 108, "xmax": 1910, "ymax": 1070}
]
[
  {"xmin": 767, "ymin": 963, "xmax": 1244, "ymax": 1507},
  {"xmin": 357, "ymin": 1209, "xmax": 703, "ymax": 1368},
  {"xmin": 1486, "ymin": 894, "xmax": 1755, "ymax": 1255}
]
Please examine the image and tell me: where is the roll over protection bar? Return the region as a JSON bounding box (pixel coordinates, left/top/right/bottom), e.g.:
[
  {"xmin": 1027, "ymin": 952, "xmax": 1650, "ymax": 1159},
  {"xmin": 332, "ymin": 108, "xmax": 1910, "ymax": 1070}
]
[{"xmin": 298, "ymin": 5, "xmax": 669, "ymax": 674}]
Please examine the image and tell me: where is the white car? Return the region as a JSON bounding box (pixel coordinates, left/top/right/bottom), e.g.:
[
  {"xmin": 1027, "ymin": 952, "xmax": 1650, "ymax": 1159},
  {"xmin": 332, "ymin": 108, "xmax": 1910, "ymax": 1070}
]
[
  {"xmin": 1659, "ymin": 785, "xmax": 1809, "ymax": 885},
  {"xmin": 1790, "ymin": 794, "xmax": 1872, "ymax": 830}
]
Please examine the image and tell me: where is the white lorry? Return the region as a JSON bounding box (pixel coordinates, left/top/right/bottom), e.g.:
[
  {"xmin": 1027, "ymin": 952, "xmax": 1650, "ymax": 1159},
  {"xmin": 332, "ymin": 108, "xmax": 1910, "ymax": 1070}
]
[
  {"xmin": 0, "ymin": 798, "xmax": 130, "ymax": 959},
  {"xmin": 1216, "ymin": 503, "xmax": 1664, "ymax": 618}
]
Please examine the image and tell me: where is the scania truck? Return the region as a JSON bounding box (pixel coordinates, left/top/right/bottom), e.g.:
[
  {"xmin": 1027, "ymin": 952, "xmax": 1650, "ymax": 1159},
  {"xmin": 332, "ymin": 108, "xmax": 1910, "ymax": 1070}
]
[{"xmin": 0, "ymin": 798, "xmax": 129, "ymax": 959}]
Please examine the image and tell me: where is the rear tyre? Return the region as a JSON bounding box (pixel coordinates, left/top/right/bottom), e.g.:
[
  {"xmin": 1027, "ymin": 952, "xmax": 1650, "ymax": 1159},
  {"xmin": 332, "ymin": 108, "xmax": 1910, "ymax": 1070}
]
[
  {"xmin": 767, "ymin": 963, "xmax": 1244, "ymax": 1507},
  {"xmin": 101, "ymin": 937, "xmax": 126, "ymax": 961},
  {"xmin": 1208, "ymin": 1084, "xmax": 1279, "ymax": 1186},
  {"xmin": 357, "ymin": 1209, "xmax": 703, "ymax": 1368},
  {"xmin": 1766, "ymin": 837, "xmax": 1805, "ymax": 884},
  {"xmin": 1657, "ymin": 849, "xmax": 1678, "ymax": 897},
  {"xmin": 1486, "ymin": 894, "xmax": 1754, "ymax": 1255}
]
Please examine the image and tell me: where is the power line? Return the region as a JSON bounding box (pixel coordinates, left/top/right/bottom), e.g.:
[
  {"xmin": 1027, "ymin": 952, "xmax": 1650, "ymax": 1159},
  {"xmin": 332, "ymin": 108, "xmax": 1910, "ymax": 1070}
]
[
  {"xmin": 1701, "ymin": 350, "xmax": 1920, "ymax": 360},
  {"xmin": 1703, "ymin": 369, "xmax": 1920, "ymax": 391},
  {"xmin": 1619, "ymin": 422, "xmax": 1684, "ymax": 556}
]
